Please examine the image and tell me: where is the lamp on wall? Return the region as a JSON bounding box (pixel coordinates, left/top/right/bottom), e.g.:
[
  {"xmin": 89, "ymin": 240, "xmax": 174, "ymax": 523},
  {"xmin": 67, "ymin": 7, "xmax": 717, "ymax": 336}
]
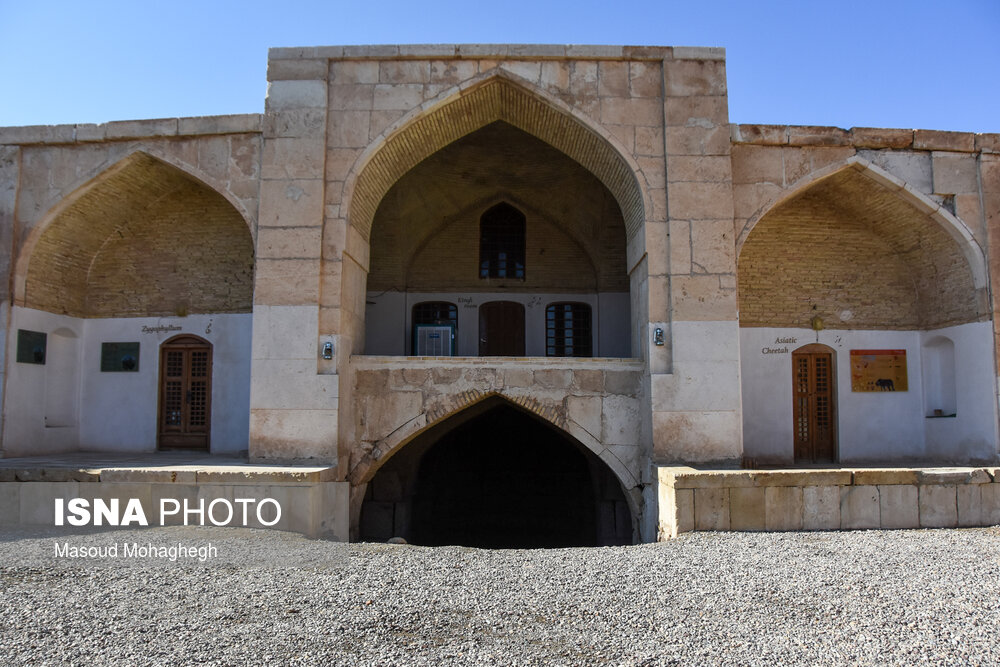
[
  {"xmin": 810, "ymin": 315, "xmax": 824, "ymax": 331},
  {"xmin": 322, "ymin": 341, "xmax": 334, "ymax": 360},
  {"xmin": 653, "ymin": 327, "xmax": 665, "ymax": 346}
]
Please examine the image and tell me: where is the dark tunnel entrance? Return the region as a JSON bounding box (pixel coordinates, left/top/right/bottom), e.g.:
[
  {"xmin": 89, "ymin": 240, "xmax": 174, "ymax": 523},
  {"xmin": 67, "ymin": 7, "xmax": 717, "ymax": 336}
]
[{"xmin": 359, "ymin": 400, "xmax": 634, "ymax": 548}]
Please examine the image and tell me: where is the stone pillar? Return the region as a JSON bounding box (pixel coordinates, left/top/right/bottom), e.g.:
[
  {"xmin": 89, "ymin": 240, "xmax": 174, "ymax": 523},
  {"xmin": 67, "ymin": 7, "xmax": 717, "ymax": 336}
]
[
  {"xmin": 250, "ymin": 55, "xmax": 339, "ymax": 462},
  {"xmin": 0, "ymin": 145, "xmax": 17, "ymax": 453},
  {"xmin": 983, "ymin": 147, "xmax": 1000, "ymax": 400},
  {"xmin": 652, "ymin": 50, "xmax": 742, "ymax": 464}
]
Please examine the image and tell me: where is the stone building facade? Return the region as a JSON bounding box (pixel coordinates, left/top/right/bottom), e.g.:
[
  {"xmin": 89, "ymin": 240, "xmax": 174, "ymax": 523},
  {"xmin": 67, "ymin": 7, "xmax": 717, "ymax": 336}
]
[{"xmin": 1, "ymin": 45, "xmax": 998, "ymax": 544}]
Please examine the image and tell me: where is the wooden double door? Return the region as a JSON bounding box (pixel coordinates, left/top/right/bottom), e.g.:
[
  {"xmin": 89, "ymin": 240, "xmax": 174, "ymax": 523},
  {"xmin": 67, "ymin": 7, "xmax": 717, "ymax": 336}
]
[
  {"xmin": 158, "ymin": 335, "xmax": 212, "ymax": 450},
  {"xmin": 792, "ymin": 345, "xmax": 836, "ymax": 463}
]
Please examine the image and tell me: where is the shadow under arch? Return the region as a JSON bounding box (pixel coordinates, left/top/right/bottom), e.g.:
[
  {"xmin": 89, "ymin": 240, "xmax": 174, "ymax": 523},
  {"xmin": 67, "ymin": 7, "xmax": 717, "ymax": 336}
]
[
  {"xmin": 14, "ymin": 150, "xmax": 255, "ymax": 318},
  {"xmin": 342, "ymin": 71, "xmax": 650, "ymax": 244},
  {"xmin": 738, "ymin": 157, "xmax": 988, "ymax": 330},
  {"xmin": 355, "ymin": 394, "xmax": 636, "ymax": 547},
  {"xmin": 736, "ymin": 157, "xmax": 987, "ymax": 292}
]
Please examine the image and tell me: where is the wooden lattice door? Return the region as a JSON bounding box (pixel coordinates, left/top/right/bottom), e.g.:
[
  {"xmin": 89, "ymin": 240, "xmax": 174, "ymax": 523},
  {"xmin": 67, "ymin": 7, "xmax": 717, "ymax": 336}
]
[
  {"xmin": 158, "ymin": 336, "xmax": 212, "ymax": 450},
  {"xmin": 792, "ymin": 347, "xmax": 836, "ymax": 463}
]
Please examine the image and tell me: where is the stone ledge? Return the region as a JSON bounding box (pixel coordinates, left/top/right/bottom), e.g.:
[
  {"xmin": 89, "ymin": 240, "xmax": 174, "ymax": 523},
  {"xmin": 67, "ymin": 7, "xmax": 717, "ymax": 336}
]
[
  {"xmin": 732, "ymin": 124, "xmax": 986, "ymax": 153},
  {"xmin": 658, "ymin": 466, "xmax": 1000, "ymax": 539},
  {"xmin": 0, "ymin": 114, "xmax": 263, "ymax": 146},
  {"xmin": 269, "ymin": 44, "xmax": 696, "ymax": 62}
]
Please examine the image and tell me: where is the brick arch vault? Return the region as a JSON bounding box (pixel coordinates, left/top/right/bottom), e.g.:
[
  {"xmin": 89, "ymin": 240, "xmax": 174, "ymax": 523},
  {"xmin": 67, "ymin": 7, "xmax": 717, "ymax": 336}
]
[
  {"xmin": 14, "ymin": 150, "xmax": 255, "ymax": 317},
  {"xmin": 351, "ymin": 393, "xmax": 638, "ymax": 546},
  {"xmin": 332, "ymin": 70, "xmax": 652, "ymax": 356}
]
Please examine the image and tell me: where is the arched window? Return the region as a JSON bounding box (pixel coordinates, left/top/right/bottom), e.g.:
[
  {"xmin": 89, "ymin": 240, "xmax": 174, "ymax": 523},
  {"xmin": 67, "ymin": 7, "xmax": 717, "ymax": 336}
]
[
  {"xmin": 922, "ymin": 336, "xmax": 956, "ymax": 417},
  {"xmin": 479, "ymin": 203, "xmax": 525, "ymax": 280},
  {"xmin": 546, "ymin": 302, "xmax": 592, "ymax": 357},
  {"xmin": 412, "ymin": 301, "xmax": 457, "ymax": 356}
]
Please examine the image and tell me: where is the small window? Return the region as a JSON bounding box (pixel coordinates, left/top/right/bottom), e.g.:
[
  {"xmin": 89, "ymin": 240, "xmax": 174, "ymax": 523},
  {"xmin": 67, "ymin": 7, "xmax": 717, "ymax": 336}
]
[
  {"xmin": 412, "ymin": 301, "xmax": 458, "ymax": 328},
  {"xmin": 479, "ymin": 203, "xmax": 525, "ymax": 280},
  {"xmin": 546, "ymin": 303, "xmax": 592, "ymax": 357}
]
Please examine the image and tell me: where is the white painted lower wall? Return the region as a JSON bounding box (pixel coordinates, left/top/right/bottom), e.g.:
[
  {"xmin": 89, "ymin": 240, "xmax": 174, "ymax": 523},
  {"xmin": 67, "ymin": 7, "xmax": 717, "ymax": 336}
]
[
  {"xmin": 4, "ymin": 307, "xmax": 252, "ymax": 456},
  {"xmin": 364, "ymin": 291, "xmax": 632, "ymax": 357},
  {"xmin": 740, "ymin": 322, "xmax": 999, "ymax": 464}
]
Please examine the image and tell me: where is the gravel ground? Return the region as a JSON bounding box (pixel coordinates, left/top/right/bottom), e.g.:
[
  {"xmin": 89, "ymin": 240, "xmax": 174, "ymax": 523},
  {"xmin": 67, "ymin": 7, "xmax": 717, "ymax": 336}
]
[{"xmin": 1, "ymin": 525, "xmax": 998, "ymax": 666}]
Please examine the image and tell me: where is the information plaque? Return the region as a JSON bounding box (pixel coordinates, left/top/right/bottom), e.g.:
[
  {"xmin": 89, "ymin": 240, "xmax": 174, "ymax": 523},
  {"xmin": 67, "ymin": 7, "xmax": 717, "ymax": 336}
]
[
  {"xmin": 850, "ymin": 349, "xmax": 907, "ymax": 392},
  {"xmin": 101, "ymin": 342, "xmax": 140, "ymax": 372}
]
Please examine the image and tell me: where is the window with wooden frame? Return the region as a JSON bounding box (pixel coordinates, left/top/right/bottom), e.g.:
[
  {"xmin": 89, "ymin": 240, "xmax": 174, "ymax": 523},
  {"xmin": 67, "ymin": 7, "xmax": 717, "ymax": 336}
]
[
  {"xmin": 546, "ymin": 302, "xmax": 593, "ymax": 357},
  {"xmin": 479, "ymin": 203, "xmax": 525, "ymax": 280}
]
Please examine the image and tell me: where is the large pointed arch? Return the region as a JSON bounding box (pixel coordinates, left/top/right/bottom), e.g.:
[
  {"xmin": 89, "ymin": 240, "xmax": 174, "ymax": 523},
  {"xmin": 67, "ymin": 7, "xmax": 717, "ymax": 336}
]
[
  {"xmin": 14, "ymin": 151, "xmax": 254, "ymax": 317},
  {"xmin": 738, "ymin": 157, "xmax": 988, "ymax": 330},
  {"xmin": 342, "ymin": 71, "xmax": 649, "ymax": 243},
  {"xmin": 737, "ymin": 157, "xmax": 987, "ymax": 292},
  {"xmin": 353, "ymin": 392, "xmax": 638, "ymax": 546}
]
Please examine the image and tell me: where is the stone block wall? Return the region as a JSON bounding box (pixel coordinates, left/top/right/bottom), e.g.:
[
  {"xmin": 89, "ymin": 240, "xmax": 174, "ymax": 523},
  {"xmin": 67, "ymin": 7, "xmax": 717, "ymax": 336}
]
[
  {"xmin": 658, "ymin": 466, "xmax": 1000, "ymax": 538},
  {"xmin": 347, "ymin": 357, "xmax": 646, "ymax": 495}
]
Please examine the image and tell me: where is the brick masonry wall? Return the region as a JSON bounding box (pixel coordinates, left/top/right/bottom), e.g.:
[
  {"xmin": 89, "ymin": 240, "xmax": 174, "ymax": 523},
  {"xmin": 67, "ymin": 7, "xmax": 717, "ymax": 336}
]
[
  {"xmin": 738, "ymin": 165, "xmax": 980, "ymax": 330},
  {"xmin": 25, "ymin": 154, "xmax": 253, "ymax": 317},
  {"xmin": 368, "ymin": 122, "xmax": 627, "ymax": 293}
]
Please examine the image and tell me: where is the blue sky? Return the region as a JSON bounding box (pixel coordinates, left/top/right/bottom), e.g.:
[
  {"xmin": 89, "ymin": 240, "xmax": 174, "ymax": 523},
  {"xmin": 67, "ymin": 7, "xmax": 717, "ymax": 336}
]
[{"xmin": 1, "ymin": 0, "xmax": 997, "ymax": 132}]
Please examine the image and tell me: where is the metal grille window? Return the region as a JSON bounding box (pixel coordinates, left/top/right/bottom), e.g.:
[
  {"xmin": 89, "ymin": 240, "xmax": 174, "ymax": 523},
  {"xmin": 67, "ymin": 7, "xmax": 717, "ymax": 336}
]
[
  {"xmin": 479, "ymin": 203, "xmax": 525, "ymax": 280},
  {"xmin": 546, "ymin": 302, "xmax": 593, "ymax": 357},
  {"xmin": 412, "ymin": 301, "xmax": 458, "ymax": 328}
]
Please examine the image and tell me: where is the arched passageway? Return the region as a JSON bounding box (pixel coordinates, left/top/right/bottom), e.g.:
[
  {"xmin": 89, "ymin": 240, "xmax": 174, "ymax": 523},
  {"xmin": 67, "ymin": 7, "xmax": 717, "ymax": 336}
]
[{"xmin": 360, "ymin": 400, "xmax": 633, "ymax": 548}]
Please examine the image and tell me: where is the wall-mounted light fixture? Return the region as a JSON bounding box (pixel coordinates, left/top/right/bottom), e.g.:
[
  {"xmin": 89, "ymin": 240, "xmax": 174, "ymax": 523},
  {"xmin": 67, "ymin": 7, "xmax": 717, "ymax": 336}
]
[
  {"xmin": 810, "ymin": 316, "xmax": 824, "ymax": 331},
  {"xmin": 322, "ymin": 341, "xmax": 334, "ymax": 360},
  {"xmin": 653, "ymin": 327, "xmax": 665, "ymax": 346}
]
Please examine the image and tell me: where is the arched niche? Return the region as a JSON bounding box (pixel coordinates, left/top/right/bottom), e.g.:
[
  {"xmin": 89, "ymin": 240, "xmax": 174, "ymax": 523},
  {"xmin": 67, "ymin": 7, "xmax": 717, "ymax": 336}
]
[
  {"xmin": 922, "ymin": 336, "xmax": 957, "ymax": 418},
  {"xmin": 18, "ymin": 151, "xmax": 254, "ymax": 319}
]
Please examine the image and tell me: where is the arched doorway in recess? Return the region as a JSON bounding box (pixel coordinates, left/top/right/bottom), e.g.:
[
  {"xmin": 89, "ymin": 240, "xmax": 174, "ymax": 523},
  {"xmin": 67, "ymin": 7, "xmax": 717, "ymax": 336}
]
[
  {"xmin": 359, "ymin": 398, "xmax": 634, "ymax": 548},
  {"xmin": 792, "ymin": 343, "xmax": 837, "ymax": 464},
  {"xmin": 157, "ymin": 335, "xmax": 213, "ymax": 451}
]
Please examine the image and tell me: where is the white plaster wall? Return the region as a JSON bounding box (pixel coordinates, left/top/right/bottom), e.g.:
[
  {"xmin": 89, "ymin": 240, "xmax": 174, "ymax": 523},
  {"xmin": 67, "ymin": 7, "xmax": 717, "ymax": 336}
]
[
  {"xmin": 740, "ymin": 324, "xmax": 998, "ymax": 464},
  {"xmin": 4, "ymin": 307, "xmax": 252, "ymax": 456},
  {"xmin": 4, "ymin": 308, "xmax": 82, "ymax": 455},
  {"xmin": 920, "ymin": 321, "xmax": 998, "ymax": 462},
  {"xmin": 364, "ymin": 291, "xmax": 631, "ymax": 357}
]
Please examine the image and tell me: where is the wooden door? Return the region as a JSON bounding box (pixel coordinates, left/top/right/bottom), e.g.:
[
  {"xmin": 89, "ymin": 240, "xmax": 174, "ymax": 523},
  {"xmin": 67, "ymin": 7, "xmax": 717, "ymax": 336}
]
[
  {"xmin": 479, "ymin": 301, "xmax": 525, "ymax": 356},
  {"xmin": 792, "ymin": 347, "xmax": 836, "ymax": 463},
  {"xmin": 158, "ymin": 336, "xmax": 212, "ymax": 450}
]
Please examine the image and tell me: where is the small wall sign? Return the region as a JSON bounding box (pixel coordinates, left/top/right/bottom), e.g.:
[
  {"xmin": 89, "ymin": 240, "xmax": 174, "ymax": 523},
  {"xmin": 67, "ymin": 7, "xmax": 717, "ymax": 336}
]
[
  {"xmin": 16, "ymin": 329, "xmax": 47, "ymax": 364},
  {"xmin": 101, "ymin": 342, "xmax": 140, "ymax": 372},
  {"xmin": 850, "ymin": 349, "xmax": 908, "ymax": 392}
]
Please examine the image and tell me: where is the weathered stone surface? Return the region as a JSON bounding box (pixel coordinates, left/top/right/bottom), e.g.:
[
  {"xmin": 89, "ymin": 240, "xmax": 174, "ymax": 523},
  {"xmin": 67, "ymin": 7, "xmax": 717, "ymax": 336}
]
[
  {"xmin": 849, "ymin": 127, "xmax": 913, "ymax": 149},
  {"xmin": 729, "ymin": 487, "xmax": 765, "ymax": 530},
  {"xmin": 803, "ymin": 486, "xmax": 840, "ymax": 530},
  {"xmin": 877, "ymin": 484, "xmax": 919, "ymax": 529},
  {"xmin": 786, "ymin": 126, "xmax": 851, "ymax": 147},
  {"xmin": 919, "ymin": 484, "xmax": 958, "ymax": 528},
  {"xmin": 982, "ymin": 484, "xmax": 1000, "ymax": 525},
  {"xmin": 693, "ymin": 488, "xmax": 730, "ymax": 530},
  {"xmin": 932, "ymin": 152, "xmax": 979, "ymax": 194},
  {"xmin": 913, "ymin": 129, "xmax": 975, "ymax": 152},
  {"xmin": 764, "ymin": 486, "xmax": 803, "ymax": 530},
  {"xmin": 853, "ymin": 469, "xmax": 919, "ymax": 486},
  {"xmin": 841, "ymin": 485, "xmax": 879, "ymax": 530},
  {"xmin": 957, "ymin": 484, "xmax": 982, "ymax": 527},
  {"xmin": 732, "ymin": 124, "xmax": 786, "ymax": 145},
  {"xmin": 0, "ymin": 484, "xmax": 19, "ymax": 524}
]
